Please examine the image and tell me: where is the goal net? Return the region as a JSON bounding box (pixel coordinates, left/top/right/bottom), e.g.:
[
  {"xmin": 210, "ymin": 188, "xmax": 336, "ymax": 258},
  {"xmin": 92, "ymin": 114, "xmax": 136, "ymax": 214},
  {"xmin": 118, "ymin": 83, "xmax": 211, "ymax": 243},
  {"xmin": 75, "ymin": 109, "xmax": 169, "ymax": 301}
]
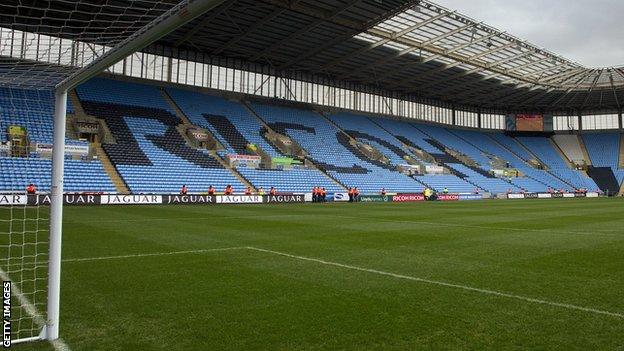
[
  {"xmin": 0, "ymin": 203, "xmax": 49, "ymax": 344},
  {"xmin": 0, "ymin": 0, "xmax": 226, "ymax": 345}
]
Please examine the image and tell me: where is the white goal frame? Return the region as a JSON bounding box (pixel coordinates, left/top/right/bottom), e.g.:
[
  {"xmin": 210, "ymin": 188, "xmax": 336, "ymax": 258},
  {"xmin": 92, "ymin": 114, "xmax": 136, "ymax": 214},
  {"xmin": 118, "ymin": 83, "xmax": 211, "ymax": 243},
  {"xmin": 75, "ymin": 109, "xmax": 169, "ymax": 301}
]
[{"xmin": 11, "ymin": 0, "xmax": 228, "ymax": 344}]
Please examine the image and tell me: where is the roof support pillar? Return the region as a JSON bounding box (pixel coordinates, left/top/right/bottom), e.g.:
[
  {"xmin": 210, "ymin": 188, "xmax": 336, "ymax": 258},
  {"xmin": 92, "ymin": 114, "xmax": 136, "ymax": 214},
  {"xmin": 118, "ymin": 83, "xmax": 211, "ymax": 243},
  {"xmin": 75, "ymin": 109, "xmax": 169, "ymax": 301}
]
[
  {"xmin": 166, "ymin": 56, "xmax": 173, "ymax": 82},
  {"xmin": 451, "ymin": 107, "xmax": 456, "ymax": 126},
  {"xmin": 578, "ymin": 112, "xmax": 583, "ymax": 131}
]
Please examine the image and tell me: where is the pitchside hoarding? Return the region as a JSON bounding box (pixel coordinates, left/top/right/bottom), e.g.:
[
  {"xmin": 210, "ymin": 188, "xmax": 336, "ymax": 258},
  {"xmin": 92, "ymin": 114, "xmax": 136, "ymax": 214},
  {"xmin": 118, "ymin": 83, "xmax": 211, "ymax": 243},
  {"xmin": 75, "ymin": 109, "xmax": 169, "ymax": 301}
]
[
  {"xmin": 0, "ymin": 192, "xmax": 599, "ymax": 206},
  {"xmin": 392, "ymin": 194, "xmax": 425, "ymax": 202},
  {"xmin": 101, "ymin": 195, "xmax": 162, "ymax": 205},
  {"xmin": 0, "ymin": 194, "xmax": 307, "ymax": 206},
  {"xmin": 216, "ymin": 195, "xmax": 263, "ymax": 204},
  {"xmin": 163, "ymin": 195, "xmax": 215, "ymax": 204},
  {"xmin": 0, "ymin": 194, "xmax": 27, "ymax": 206},
  {"xmin": 458, "ymin": 194, "xmax": 483, "ymax": 201},
  {"xmin": 265, "ymin": 194, "xmax": 306, "ymax": 203},
  {"xmin": 330, "ymin": 193, "xmax": 350, "ymax": 202},
  {"xmin": 0, "ymin": 194, "xmax": 102, "ymax": 206},
  {"xmin": 437, "ymin": 194, "xmax": 460, "ymax": 201},
  {"xmin": 506, "ymin": 192, "xmax": 598, "ymax": 200},
  {"xmin": 360, "ymin": 195, "xmax": 392, "ymax": 202}
]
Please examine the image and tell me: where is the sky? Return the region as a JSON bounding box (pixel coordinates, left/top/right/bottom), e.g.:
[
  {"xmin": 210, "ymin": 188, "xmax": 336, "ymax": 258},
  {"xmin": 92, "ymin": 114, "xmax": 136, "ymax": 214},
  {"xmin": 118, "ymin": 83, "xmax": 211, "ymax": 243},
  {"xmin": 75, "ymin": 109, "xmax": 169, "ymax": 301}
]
[{"xmin": 433, "ymin": 0, "xmax": 624, "ymax": 67}]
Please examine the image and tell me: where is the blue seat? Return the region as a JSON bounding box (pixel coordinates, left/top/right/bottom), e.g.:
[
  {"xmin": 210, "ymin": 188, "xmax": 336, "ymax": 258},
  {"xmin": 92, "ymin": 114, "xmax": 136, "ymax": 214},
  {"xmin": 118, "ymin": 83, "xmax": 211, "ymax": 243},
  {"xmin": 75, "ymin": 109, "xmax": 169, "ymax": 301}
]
[
  {"xmin": 250, "ymin": 103, "xmax": 424, "ymax": 193},
  {"xmin": 1, "ymin": 77, "xmax": 610, "ymax": 195},
  {"xmin": 0, "ymin": 87, "xmax": 113, "ymax": 192},
  {"xmin": 76, "ymin": 79, "xmax": 249, "ymax": 193},
  {"xmin": 516, "ymin": 137, "xmax": 597, "ymax": 190},
  {"xmin": 0, "ymin": 157, "xmax": 116, "ymax": 192}
]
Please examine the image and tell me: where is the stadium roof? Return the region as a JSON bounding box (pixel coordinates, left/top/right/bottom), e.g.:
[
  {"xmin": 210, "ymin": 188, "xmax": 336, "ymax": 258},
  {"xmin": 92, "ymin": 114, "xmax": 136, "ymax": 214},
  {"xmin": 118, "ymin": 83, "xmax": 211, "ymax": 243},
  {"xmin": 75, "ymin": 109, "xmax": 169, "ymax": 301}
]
[
  {"xmin": 3, "ymin": 0, "xmax": 623, "ymax": 112},
  {"xmin": 158, "ymin": 0, "xmax": 624, "ymax": 112},
  {"xmin": 160, "ymin": 0, "xmax": 624, "ymax": 112}
]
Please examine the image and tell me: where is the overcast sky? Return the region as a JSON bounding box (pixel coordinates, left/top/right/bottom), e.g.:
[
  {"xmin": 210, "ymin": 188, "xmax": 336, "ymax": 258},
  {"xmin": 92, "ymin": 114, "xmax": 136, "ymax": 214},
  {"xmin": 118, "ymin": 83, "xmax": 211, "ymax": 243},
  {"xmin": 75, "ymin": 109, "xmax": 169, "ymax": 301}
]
[{"xmin": 434, "ymin": 0, "xmax": 624, "ymax": 67}]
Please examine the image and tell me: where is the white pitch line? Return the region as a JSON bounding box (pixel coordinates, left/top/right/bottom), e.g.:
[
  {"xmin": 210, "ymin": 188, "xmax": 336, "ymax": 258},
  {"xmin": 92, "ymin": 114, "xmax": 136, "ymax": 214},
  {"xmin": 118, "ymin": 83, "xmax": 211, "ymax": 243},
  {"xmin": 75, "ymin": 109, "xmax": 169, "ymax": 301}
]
[
  {"xmin": 61, "ymin": 246, "xmax": 246, "ymax": 263},
  {"xmin": 246, "ymin": 246, "xmax": 624, "ymax": 319},
  {"xmin": 0, "ymin": 268, "xmax": 71, "ymax": 351},
  {"xmin": 58, "ymin": 246, "xmax": 624, "ymax": 319}
]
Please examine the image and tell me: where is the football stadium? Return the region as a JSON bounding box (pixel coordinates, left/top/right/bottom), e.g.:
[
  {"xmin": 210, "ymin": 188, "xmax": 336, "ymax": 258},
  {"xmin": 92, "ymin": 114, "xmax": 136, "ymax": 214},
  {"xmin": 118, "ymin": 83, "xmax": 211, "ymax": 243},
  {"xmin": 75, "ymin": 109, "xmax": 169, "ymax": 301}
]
[{"xmin": 0, "ymin": 0, "xmax": 623, "ymax": 349}]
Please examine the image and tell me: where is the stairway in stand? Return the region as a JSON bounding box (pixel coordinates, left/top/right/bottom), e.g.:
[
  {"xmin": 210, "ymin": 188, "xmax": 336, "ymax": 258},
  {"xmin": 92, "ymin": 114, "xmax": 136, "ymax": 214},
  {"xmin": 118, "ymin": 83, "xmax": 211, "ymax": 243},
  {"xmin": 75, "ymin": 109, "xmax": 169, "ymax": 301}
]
[
  {"xmin": 243, "ymin": 102, "xmax": 347, "ymax": 191},
  {"xmin": 68, "ymin": 90, "xmax": 87, "ymax": 117},
  {"xmin": 92, "ymin": 142, "xmax": 129, "ymax": 194},
  {"xmin": 549, "ymin": 138, "xmax": 575, "ymax": 168},
  {"xmin": 577, "ymin": 135, "xmax": 593, "ymax": 166},
  {"xmin": 160, "ymin": 89, "xmax": 192, "ymax": 125}
]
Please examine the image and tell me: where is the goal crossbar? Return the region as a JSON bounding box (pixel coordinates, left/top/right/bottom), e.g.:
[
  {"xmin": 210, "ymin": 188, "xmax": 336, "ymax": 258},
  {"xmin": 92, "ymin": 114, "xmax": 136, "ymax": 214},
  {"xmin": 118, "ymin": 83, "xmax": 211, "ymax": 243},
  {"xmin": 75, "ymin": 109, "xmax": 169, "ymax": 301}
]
[{"xmin": 56, "ymin": 0, "xmax": 227, "ymax": 92}]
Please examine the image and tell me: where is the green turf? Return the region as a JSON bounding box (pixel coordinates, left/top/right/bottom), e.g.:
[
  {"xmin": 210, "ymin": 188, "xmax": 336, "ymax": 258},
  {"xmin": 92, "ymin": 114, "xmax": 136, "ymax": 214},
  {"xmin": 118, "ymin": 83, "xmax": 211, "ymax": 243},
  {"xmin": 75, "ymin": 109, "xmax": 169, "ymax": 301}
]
[{"xmin": 6, "ymin": 198, "xmax": 624, "ymax": 350}]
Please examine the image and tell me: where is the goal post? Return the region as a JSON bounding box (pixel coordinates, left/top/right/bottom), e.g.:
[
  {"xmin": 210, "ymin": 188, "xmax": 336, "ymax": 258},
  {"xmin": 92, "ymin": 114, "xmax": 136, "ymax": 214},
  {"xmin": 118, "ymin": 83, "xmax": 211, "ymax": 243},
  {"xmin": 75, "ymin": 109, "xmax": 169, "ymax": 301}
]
[
  {"xmin": 46, "ymin": 90, "xmax": 67, "ymax": 341},
  {"xmin": 0, "ymin": 0, "xmax": 228, "ymax": 345},
  {"xmin": 48, "ymin": 0, "xmax": 227, "ymax": 342}
]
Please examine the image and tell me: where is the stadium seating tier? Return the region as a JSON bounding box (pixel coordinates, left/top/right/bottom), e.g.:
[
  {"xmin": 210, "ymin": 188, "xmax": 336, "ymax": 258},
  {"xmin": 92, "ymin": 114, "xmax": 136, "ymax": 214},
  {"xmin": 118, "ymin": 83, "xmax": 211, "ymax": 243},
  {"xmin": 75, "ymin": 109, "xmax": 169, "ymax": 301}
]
[{"xmin": 0, "ymin": 77, "xmax": 617, "ymax": 195}]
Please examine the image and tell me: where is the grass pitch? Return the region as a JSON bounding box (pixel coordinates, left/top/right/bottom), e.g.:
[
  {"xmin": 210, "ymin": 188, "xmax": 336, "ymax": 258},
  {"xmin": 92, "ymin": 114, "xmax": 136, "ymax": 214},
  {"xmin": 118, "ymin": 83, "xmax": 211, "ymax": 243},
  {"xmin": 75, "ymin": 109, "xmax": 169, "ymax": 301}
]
[{"xmin": 11, "ymin": 198, "xmax": 624, "ymax": 350}]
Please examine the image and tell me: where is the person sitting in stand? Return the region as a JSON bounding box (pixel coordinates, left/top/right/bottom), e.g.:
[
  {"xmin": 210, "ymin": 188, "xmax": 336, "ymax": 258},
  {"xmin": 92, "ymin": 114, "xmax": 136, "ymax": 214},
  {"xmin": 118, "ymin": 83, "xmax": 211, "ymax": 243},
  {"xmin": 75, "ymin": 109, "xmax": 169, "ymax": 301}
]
[
  {"xmin": 26, "ymin": 183, "xmax": 37, "ymax": 194},
  {"xmin": 258, "ymin": 187, "xmax": 265, "ymax": 195},
  {"xmin": 207, "ymin": 185, "xmax": 215, "ymax": 196},
  {"xmin": 354, "ymin": 187, "xmax": 360, "ymax": 202},
  {"xmin": 270, "ymin": 187, "xmax": 277, "ymax": 195},
  {"xmin": 348, "ymin": 187, "xmax": 354, "ymax": 202},
  {"xmin": 380, "ymin": 187, "xmax": 386, "ymax": 196},
  {"xmin": 474, "ymin": 188, "xmax": 480, "ymax": 195},
  {"xmin": 180, "ymin": 184, "xmax": 188, "ymax": 195},
  {"xmin": 245, "ymin": 186, "xmax": 252, "ymax": 195},
  {"xmin": 224, "ymin": 185, "xmax": 233, "ymax": 195}
]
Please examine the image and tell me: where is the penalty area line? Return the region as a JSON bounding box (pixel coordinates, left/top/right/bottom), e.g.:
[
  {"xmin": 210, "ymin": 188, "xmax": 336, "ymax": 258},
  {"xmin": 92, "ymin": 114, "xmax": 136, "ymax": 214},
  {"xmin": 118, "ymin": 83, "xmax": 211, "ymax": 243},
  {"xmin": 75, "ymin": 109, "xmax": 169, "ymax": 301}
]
[
  {"xmin": 246, "ymin": 246, "xmax": 624, "ymax": 319},
  {"xmin": 60, "ymin": 245, "xmax": 623, "ymax": 319},
  {"xmin": 62, "ymin": 246, "xmax": 247, "ymax": 263}
]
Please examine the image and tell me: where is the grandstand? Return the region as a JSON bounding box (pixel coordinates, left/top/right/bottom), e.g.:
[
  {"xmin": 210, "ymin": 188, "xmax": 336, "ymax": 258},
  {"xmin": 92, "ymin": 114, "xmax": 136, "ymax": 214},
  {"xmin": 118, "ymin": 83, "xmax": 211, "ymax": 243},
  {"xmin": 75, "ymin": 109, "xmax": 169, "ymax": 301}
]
[
  {"xmin": 0, "ymin": 0, "xmax": 623, "ymax": 349},
  {"xmin": 0, "ymin": 76, "xmax": 614, "ymax": 195}
]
